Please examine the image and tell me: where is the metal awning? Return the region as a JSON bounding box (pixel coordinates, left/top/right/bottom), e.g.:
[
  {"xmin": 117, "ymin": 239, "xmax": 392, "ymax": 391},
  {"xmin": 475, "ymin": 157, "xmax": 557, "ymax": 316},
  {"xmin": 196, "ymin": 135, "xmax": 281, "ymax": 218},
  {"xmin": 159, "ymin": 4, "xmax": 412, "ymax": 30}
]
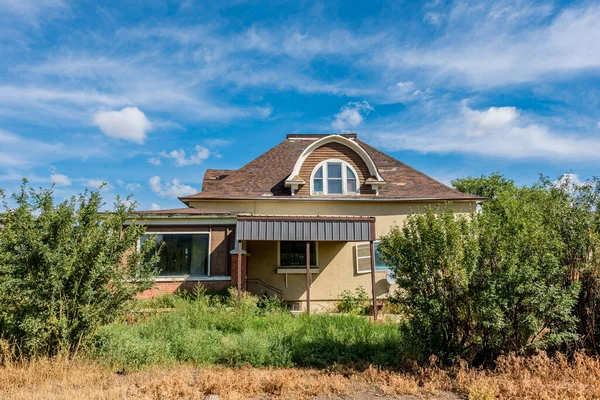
[{"xmin": 236, "ymin": 215, "xmax": 375, "ymax": 242}]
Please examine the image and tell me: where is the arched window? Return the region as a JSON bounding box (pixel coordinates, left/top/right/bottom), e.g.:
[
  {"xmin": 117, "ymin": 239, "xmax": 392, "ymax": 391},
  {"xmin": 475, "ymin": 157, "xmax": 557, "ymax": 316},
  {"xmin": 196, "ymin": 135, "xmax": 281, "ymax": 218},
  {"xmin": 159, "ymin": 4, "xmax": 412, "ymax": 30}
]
[{"xmin": 311, "ymin": 159, "xmax": 360, "ymax": 195}]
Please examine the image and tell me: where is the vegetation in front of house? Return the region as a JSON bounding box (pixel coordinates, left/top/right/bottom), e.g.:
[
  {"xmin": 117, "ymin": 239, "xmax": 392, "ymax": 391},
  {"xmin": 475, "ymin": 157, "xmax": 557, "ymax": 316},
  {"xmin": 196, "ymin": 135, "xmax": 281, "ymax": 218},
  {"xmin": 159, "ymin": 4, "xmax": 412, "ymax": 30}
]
[
  {"xmin": 2, "ymin": 350, "xmax": 600, "ymax": 400},
  {"xmin": 2, "ymin": 172, "xmax": 600, "ymax": 382},
  {"xmin": 0, "ymin": 181, "xmax": 158, "ymax": 358},
  {"xmin": 336, "ymin": 285, "xmax": 371, "ymax": 315},
  {"xmin": 93, "ymin": 288, "xmax": 405, "ymax": 370},
  {"xmin": 377, "ymin": 173, "xmax": 600, "ymax": 365}
]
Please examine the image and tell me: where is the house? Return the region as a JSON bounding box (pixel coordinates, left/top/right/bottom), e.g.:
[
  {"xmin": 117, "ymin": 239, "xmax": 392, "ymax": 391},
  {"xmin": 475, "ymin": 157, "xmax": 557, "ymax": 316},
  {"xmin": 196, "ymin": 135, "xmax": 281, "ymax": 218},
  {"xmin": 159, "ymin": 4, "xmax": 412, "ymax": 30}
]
[{"xmin": 129, "ymin": 133, "xmax": 482, "ymax": 314}]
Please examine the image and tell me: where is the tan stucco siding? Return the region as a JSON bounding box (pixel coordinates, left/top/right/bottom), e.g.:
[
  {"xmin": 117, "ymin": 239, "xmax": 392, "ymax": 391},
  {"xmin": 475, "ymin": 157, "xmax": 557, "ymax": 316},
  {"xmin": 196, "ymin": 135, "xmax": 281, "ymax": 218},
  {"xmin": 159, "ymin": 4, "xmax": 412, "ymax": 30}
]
[
  {"xmin": 187, "ymin": 199, "xmax": 476, "ymax": 310},
  {"xmin": 188, "ymin": 200, "xmax": 475, "ymax": 237},
  {"xmin": 245, "ymin": 240, "xmax": 392, "ymax": 312}
]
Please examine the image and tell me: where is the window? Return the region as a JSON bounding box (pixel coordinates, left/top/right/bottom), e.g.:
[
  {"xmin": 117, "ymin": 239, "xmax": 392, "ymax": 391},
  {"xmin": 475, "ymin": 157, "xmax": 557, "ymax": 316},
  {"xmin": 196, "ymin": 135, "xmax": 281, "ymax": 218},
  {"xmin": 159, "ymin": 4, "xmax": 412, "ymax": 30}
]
[
  {"xmin": 355, "ymin": 241, "xmax": 391, "ymax": 274},
  {"xmin": 311, "ymin": 159, "xmax": 360, "ymax": 195},
  {"xmin": 279, "ymin": 241, "xmax": 317, "ymax": 267},
  {"xmin": 141, "ymin": 233, "xmax": 210, "ymax": 276},
  {"xmin": 373, "ymin": 241, "xmax": 390, "ymax": 271}
]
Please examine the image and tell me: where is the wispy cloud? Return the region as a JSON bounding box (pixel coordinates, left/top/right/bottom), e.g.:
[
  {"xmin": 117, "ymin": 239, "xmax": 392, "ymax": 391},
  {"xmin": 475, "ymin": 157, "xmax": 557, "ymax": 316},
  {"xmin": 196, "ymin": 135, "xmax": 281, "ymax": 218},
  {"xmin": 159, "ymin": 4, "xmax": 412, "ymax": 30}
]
[
  {"xmin": 385, "ymin": 3, "xmax": 600, "ymax": 87},
  {"xmin": 0, "ymin": 128, "xmax": 87, "ymax": 168},
  {"xmin": 331, "ymin": 101, "xmax": 373, "ymax": 131},
  {"xmin": 373, "ymin": 102, "xmax": 600, "ymax": 161},
  {"xmin": 0, "ymin": 0, "xmax": 66, "ymax": 24}
]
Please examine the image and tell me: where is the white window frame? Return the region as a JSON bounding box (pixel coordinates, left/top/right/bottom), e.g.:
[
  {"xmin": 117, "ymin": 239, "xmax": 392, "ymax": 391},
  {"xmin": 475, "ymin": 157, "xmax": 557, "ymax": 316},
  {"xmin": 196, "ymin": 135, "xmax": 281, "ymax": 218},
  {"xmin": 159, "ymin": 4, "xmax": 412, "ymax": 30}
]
[
  {"xmin": 310, "ymin": 158, "xmax": 360, "ymax": 196},
  {"xmin": 138, "ymin": 231, "xmax": 214, "ymax": 281},
  {"xmin": 355, "ymin": 243, "xmax": 371, "ymax": 274},
  {"xmin": 355, "ymin": 240, "xmax": 391, "ymax": 274}
]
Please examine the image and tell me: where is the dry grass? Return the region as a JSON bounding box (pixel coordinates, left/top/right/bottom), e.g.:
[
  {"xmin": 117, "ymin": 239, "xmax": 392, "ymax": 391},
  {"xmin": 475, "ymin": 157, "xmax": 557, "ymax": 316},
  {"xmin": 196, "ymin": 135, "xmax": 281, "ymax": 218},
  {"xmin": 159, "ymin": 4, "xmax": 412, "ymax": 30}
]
[{"xmin": 1, "ymin": 352, "xmax": 599, "ymax": 399}]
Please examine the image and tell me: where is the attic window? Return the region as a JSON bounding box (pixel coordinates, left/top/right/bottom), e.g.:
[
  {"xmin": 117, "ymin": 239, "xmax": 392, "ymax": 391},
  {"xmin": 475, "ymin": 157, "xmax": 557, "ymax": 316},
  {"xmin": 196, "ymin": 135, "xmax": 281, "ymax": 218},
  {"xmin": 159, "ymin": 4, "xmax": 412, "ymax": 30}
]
[{"xmin": 311, "ymin": 159, "xmax": 360, "ymax": 195}]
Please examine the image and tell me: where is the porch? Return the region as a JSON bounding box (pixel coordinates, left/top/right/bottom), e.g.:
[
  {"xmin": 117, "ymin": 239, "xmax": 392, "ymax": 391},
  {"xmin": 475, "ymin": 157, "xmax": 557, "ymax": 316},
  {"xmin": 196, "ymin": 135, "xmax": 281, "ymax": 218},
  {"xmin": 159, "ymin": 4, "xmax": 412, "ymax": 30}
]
[{"xmin": 235, "ymin": 215, "xmax": 382, "ymax": 319}]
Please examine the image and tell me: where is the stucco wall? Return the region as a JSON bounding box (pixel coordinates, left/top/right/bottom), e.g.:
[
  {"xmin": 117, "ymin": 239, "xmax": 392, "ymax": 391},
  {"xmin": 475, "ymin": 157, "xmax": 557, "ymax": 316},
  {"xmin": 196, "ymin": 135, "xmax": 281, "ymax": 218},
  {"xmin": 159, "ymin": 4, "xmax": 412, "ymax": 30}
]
[{"xmin": 188, "ymin": 199, "xmax": 476, "ymax": 311}]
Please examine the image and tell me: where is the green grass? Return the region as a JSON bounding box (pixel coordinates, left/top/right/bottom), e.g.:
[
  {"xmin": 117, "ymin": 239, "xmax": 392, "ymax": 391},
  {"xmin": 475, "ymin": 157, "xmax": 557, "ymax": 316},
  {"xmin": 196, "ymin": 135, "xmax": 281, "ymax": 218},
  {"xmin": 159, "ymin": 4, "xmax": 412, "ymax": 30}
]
[{"xmin": 92, "ymin": 291, "xmax": 406, "ymax": 370}]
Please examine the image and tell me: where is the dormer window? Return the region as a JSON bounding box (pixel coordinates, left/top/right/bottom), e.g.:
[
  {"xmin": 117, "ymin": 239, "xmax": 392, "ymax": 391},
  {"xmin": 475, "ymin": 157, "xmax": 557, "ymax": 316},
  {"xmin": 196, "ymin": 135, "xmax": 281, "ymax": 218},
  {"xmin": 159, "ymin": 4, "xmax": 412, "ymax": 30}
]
[{"xmin": 311, "ymin": 159, "xmax": 360, "ymax": 195}]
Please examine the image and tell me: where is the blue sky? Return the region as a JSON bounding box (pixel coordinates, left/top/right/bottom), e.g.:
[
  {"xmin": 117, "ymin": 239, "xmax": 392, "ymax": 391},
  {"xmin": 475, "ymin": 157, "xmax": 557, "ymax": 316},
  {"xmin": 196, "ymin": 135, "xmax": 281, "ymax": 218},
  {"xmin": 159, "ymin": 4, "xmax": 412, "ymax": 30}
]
[{"xmin": 1, "ymin": 0, "xmax": 600, "ymax": 210}]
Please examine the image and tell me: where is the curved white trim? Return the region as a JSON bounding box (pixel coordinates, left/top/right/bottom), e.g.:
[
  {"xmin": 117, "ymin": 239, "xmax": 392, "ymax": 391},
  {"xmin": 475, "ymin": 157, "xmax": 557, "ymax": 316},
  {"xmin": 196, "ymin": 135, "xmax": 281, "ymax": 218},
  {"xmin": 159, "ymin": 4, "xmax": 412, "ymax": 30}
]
[
  {"xmin": 309, "ymin": 158, "xmax": 361, "ymax": 196},
  {"xmin": 285, "ymin": 135, "xmax": 385, "ymax": 184}
]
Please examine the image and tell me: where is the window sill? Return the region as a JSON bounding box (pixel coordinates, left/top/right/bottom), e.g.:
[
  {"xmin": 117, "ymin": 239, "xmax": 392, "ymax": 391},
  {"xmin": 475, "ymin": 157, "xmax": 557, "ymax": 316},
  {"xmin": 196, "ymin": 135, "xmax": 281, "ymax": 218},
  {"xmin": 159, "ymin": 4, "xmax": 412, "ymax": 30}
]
[
  {"xmin": 277, "ymin": 267, "xmax": 320, "ymax": 274},
  {"xmin": 155, "ymin": 276, "xmax": 232, "ymax": 282}
]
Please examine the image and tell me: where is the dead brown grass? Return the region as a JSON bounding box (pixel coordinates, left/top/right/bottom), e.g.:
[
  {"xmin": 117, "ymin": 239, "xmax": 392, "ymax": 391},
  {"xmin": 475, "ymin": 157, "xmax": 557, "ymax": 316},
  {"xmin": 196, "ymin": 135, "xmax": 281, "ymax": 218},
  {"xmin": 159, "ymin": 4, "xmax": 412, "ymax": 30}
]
[{"xmin": 0, "ymin": 352, "xmax": 599, "ymax": 399}]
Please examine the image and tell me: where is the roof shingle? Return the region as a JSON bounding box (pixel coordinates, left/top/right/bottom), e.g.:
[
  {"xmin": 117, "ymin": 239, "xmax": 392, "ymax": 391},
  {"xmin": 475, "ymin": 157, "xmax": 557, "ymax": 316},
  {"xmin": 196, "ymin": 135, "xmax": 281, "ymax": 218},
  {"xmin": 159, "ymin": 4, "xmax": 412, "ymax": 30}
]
[{"xmin": 180, "ymin": 135, "xmax": 481, "ymax": 203}]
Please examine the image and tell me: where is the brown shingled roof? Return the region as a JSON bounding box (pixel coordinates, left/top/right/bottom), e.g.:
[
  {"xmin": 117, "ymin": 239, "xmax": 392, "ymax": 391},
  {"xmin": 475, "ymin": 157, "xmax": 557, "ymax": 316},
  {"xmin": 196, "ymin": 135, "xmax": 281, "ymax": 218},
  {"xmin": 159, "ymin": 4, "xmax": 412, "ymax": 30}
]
[{"xmin": 179, "ymin": 135, "xmax": 482, "ymax": 203}]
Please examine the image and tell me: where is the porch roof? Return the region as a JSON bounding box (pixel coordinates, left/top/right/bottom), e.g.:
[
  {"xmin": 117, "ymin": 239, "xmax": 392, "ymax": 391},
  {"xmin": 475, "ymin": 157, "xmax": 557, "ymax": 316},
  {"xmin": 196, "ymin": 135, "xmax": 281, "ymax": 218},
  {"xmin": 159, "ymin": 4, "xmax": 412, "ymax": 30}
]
[{"xmin": 235, "ymin": 215, "xmax": 375, "ymax": 242}]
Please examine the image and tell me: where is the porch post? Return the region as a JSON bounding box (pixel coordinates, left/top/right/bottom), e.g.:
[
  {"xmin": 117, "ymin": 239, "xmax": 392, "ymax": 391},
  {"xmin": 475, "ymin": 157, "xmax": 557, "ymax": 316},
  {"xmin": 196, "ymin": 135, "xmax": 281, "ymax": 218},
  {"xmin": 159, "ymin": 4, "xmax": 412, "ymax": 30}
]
[
  {"xmin": 369, "ymin": 240, "xmax": 378, "ymax": 321},
  {"xmin": 237, "ymin": 240, "xmax": 242, "ymax": 309},
  {"xmin": 306, "ymin": 241, "xmax": 311, "ymax": 315}
]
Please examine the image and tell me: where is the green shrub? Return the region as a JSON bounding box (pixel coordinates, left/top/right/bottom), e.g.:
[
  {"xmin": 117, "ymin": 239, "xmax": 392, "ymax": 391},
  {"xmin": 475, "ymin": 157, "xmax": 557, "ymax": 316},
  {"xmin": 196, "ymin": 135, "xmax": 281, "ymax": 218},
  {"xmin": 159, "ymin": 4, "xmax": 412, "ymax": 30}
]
[
  {"xmin": 378, "ymin": 182, "xmax": 582, "ymax": 365},
  {"xmin": 0, "ymin": 181, "xmax": 158, "ymax": 357},
  {"xmin": 337, "ymin": 286, "xmax": 370, "ymax": 315}
]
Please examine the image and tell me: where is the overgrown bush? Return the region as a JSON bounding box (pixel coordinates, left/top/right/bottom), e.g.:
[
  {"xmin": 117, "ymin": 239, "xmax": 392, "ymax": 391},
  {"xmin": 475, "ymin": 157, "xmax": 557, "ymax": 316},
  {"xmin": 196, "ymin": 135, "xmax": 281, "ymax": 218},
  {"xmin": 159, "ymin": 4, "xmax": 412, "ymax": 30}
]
[
  {"xmin": 337, "ymin": 286, "xmax": 371, "ymax": 315},
  {"xmin": 0, "ymin": 181, "xmax": 158, "ymax": 357},
  {"xmin": 378, "ymin": 175, "xmax": 587, "ymax": 364}
]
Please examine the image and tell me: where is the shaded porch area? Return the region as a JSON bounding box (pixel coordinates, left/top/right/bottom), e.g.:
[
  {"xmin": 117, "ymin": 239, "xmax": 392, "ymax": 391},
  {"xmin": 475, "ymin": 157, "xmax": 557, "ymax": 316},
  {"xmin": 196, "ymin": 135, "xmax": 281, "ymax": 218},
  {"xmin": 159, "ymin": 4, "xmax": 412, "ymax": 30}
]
[{"xmin": 235, "ymin": 215, "xmax": 381, "ymax": 319}]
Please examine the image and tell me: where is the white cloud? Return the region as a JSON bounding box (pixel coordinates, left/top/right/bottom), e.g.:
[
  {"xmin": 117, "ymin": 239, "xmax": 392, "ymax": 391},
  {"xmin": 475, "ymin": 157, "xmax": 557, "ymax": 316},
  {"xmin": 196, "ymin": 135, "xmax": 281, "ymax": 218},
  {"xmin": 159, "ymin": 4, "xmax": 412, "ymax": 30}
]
[
  {"xmin": 554, "ymin": 173, "xmax": 582, "ymax": 187},
  {"xmin": 125, "ymin": 182, "xmax": 141, "ymax": 191},
  {"xmin": 159, "ymin": 145, "xmax": 211, "ymax": 167},
  {"xmin": 93, "ymin": 107, "xmax": 152, "ymax": 144},
  {"xmin": 151, "ymin": 203, "xmax": 161, "ymax": 211},
  {"xmin": 148, "ymin": 157, "xmax": 162, "ymax": 166},
  {"xmin": 331, "ymin": 101, "xmax": 373, "ymax": 131},
  {"xmin": 396, "ymin": 81, "xmax": 416, "ymax": 92},
  {"xmin": 149, "ymin": 176, "xmax": 197, "ymax": 198},
  {"xmin": 373, "ymin": 103, "xmax": 600, "ymax": 161},
  {"xmin": 388, "ymin": 3, "xmax": 600, "ymax": 87},
  {"xmin": 50, "ymin": 173, "xmax": 71, "ymax": 186},
  {"xmin": 463, "ymin": 106, "xmax": 520, "ymax": 136}
]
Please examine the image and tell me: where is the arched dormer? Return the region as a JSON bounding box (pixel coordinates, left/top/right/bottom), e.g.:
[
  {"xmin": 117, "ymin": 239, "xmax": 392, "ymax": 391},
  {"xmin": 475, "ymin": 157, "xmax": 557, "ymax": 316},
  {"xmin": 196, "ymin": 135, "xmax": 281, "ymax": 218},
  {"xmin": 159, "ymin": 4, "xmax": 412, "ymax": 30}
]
[{"xmin": 284, "ymin": 135, "xmax": 386, "ymax": 196}]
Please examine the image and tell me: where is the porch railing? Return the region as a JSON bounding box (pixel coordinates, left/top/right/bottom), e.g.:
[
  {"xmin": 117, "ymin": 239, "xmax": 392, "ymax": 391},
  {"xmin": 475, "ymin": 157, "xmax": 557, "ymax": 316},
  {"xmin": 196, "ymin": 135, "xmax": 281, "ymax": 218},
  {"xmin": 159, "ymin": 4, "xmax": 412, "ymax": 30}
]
[{"xmin": 246, "ymin": 278, "xmax": 283, "ymax": 299}]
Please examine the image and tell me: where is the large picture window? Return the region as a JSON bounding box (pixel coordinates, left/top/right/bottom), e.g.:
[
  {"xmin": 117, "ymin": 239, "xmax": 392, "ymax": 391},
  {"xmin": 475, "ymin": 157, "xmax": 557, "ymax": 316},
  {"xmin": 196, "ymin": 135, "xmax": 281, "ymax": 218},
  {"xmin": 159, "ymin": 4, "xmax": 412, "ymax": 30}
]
[
  {"xmin": 141, "ymin": 233, "xmax": 210, "ymax": 276},
  {"xmin": 279, "ymin": 241, "xmax": 317, "ymax": 267},
  {"xmin": 311, "ymin": 159, "xmax": 360, "ymax": 195}
]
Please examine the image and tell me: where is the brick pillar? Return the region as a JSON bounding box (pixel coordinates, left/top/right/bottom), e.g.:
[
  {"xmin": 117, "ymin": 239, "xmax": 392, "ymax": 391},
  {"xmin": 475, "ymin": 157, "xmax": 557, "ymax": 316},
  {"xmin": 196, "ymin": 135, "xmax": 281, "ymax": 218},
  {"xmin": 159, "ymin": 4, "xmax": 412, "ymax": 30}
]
[{"xmin": 230, "ymin": 253, "xmax": 247, "ymax": 290}]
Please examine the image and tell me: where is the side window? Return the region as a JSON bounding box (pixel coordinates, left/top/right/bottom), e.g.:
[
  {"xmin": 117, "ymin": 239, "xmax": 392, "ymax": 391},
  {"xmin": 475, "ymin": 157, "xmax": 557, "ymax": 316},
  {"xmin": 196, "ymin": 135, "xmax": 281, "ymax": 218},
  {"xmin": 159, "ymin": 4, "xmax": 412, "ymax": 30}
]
[{"xmin": 355, "ymin": 241, "xmax": 391, "ymax": 274}]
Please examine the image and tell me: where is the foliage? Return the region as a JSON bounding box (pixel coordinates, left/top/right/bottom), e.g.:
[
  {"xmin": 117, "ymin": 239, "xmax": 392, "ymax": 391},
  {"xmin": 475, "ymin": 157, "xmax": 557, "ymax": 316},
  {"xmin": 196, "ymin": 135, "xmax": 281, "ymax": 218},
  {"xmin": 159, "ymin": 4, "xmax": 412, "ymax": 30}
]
[
  {"xmin": 378, "ymin": 174, "xmax": 592, "ymax": 364},
  {"xmin": 0, "ymin": 180, "xmax": 158, "ymax": 358},
  {"xmin": 378, "ymin": 206, "xmax": 484, "ymax": 363},
  {"xmin": 337, "ymin": 286, "xmax": 371, "ymax": 315},
  {"xmin": 94, "ymin": 294, "xmax": 405, "ymax": 370}
]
